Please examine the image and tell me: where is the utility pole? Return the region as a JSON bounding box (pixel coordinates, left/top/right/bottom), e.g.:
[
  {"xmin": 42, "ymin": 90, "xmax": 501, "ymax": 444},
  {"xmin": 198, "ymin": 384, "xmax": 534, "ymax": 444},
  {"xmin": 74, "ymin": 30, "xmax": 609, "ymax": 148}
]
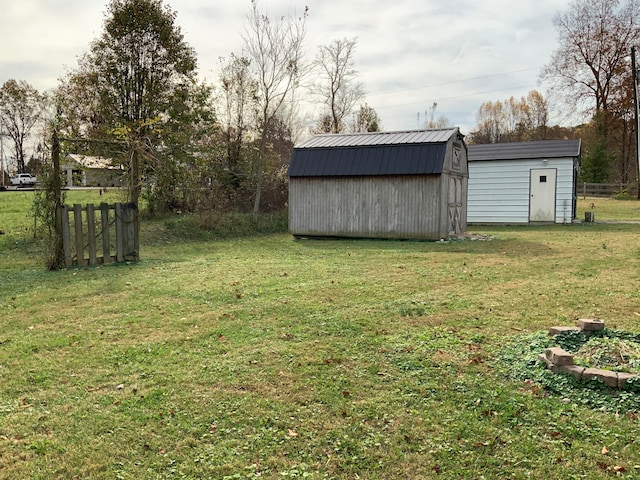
[{"xmin": 632, "ymin": 47, "xmax": 640, "ymax": 199}]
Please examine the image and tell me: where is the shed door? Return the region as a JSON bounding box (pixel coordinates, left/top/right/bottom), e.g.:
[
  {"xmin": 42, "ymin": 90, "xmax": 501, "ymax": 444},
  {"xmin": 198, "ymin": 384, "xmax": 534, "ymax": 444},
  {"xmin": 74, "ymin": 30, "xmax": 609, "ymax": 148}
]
[
  {"xmin": 448, "ymin": 175, "xmax": 464, "ymax": 235},
  {"xmin": 529, "ymin": 168, "xmax": 556, "ymax": 222}
]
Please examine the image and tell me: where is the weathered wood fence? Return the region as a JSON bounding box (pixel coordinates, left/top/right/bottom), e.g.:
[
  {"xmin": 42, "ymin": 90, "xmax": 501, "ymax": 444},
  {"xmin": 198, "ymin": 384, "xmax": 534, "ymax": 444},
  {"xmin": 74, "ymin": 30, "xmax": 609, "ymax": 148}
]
[
  {"xmin": 60, "ymin": 202, "xmax": 139, "ymax": 267},
  {"xmin": 581, "ymin": 182, "xmax": 639, "ymax": 198}
]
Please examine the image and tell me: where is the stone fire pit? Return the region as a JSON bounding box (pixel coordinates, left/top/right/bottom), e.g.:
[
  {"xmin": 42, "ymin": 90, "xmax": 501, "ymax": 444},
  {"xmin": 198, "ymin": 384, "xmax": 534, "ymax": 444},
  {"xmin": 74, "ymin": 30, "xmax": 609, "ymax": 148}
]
[{"xmin": 539, "ymin": 319, "xmax": 639, "ymax": 389}]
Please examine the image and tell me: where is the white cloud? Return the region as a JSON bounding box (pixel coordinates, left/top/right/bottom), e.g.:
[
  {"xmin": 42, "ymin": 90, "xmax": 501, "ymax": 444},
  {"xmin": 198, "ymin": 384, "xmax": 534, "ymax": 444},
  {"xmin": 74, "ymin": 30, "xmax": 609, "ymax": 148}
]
[{"xmin": 0, "ymin": 0, "xmax": 573, "ymax": 135}]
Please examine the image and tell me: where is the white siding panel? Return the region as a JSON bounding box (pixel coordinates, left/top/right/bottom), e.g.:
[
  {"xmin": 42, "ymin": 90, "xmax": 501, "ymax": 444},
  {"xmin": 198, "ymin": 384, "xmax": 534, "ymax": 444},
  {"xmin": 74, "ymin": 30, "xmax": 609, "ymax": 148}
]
[{"xmin": 468, "ymin": 158, "xmax": 575, "ymax": 224}]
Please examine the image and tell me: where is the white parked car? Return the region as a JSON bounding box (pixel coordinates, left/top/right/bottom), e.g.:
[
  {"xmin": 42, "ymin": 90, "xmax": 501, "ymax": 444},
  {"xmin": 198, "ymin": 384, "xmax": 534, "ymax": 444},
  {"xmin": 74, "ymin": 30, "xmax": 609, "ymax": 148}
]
[{"xmin": 10, "ymin": 173, "xmax": 37, "ymax": 187}]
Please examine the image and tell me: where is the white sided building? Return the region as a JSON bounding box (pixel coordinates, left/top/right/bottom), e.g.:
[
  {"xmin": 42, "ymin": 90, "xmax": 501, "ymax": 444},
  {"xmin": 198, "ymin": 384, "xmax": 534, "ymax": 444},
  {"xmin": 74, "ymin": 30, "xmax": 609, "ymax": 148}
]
[{"xmin": 467, "ymin": 140, "xmax": 581, "ymax": 224}]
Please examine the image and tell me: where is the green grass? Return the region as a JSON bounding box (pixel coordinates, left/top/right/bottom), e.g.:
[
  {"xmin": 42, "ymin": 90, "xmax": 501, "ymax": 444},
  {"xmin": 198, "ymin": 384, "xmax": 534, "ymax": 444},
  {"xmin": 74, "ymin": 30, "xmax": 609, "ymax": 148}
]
[
  {"xmin": 1, "ymin": 192, "xmax": 640, "ymax": 478},
  {"xmin": 577, "ymin": 196, "xmax": 640, "ymax": 222}
]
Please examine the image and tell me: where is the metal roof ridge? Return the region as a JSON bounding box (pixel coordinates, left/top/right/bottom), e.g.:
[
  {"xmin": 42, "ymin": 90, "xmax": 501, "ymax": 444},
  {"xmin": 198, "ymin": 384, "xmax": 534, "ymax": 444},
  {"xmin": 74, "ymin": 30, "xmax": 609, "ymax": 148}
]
[
  {"xmin": 311, "ymin": 127, "xmax": 458, "ymax": 137},
  {"xmin": 295, "ymin": 128, "xmax": 460, "ymax": 149}
]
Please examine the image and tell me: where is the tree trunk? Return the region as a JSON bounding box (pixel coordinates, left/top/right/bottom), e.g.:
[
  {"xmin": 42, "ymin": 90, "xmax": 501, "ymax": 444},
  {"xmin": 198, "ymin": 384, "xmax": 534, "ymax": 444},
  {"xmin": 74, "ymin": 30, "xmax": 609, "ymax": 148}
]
[
  {"xmin": 130, "ymin": 145, "xmax": 141, "ymax": 205},
  {"xmin": 52, "ymin": 130, "xmax": 65, "ymax": 270},
  {"xmin": 252, "ymin": 135, "xmax": 267, "ymax": 216}
]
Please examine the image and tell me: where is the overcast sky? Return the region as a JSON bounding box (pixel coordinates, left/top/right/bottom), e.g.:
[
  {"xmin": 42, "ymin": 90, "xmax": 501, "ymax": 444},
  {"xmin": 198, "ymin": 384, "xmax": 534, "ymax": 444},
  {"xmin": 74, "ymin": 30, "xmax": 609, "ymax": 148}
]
[{"xmin": 0, "ymin": 0, "xmax": 573, "ymax": 138}]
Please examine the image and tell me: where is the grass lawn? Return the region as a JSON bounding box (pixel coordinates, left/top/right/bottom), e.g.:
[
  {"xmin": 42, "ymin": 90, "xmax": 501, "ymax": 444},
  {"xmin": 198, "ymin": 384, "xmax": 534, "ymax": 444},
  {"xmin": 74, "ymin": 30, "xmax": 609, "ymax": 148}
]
[{"xmin": 1, "ymin": 191, "xmax": 640, "ymax": 479}]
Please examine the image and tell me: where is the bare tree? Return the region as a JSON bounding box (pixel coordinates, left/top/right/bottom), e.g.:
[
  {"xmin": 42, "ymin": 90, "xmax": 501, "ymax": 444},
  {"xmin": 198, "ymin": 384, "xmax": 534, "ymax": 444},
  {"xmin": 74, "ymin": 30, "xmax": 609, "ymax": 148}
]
[
  {"xmin": 540, "ymin": 0, "xmax": 640, "ymax": 184},
  {"xmin": 242, "ymin": 0, "xmax": 307, "ymax": 215},
  {"xmin": 424, "ymin": 102, "xmax": 450, "ymax": 129},
  {"xmin": 0, "ymin": 79, "xmax": 47, "ymax": 173},
  {"xmin": 540, "ymin": 0, "xmax": 639, "ymax": 126},
  {"xmin": 311, "ymin": 37, "xmax": 365, "ymax": 134}
]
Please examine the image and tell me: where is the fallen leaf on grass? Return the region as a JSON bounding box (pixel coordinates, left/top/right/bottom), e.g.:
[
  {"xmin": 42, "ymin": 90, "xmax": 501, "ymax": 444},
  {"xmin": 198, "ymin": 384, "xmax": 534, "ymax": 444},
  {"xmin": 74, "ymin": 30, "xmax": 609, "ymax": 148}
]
[
  {"xmin": 473, "ymin": 441, "xmax": 491, "ymax": 448},
  {"xmin": 288, "ymin": 429, "xmax": 298, "ymax": 438},
  {"xmin": 602, "ymin": 446, "xmax": 609, "ymax": 455}
]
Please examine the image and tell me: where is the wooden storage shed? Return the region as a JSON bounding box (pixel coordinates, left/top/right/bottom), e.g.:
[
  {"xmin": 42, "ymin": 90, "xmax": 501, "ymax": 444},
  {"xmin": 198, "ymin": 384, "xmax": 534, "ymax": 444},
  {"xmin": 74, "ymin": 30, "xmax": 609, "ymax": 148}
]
[
  {"xmin": 288, "ymin": 128, "xmax": 468, "ymax": 240},
  {"xmin": 467, "ymin": 139, "xmax": 581, "ymax": 224}
]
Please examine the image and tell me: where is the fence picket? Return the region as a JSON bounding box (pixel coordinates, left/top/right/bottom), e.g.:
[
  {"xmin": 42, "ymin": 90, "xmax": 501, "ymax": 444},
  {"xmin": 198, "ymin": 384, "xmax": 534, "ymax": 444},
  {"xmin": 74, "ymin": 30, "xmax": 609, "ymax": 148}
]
[
  {"xmin": 100, "ymin": 203, "xmax": 111, "ymax": 264},
  {"xmin": 61, "ymin": 205, "xmax": 72, "ymax": 267},
  {"xmin": 59, "ymin": 202, "xmax": 138, "ymax": 267},
  {"xmin": 73, "ymin": 204, "xmax": 85, "ymax": 266},
  {"xmin": 86, "ymin": 204, "xmax": 97, "ymax": 265},
  {"xmin": 115, "ymin": 203, "xmax": 124, "ymax": 262}
]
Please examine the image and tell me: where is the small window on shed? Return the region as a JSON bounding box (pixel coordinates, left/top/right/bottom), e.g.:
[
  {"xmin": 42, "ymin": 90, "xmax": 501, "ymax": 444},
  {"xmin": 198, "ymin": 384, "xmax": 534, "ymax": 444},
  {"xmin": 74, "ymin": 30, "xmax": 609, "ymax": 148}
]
[{"xmin": 540, "ymin": 175, "xmax": 547, "ymax": 183}]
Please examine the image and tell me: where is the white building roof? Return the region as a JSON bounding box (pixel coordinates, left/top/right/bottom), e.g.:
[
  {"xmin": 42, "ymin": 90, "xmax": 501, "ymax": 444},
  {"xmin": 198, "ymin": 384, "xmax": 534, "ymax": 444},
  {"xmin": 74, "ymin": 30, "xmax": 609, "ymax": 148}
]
[{"xmin": 65, "ymin": 154, "xmax": 118, "ymax": 170}]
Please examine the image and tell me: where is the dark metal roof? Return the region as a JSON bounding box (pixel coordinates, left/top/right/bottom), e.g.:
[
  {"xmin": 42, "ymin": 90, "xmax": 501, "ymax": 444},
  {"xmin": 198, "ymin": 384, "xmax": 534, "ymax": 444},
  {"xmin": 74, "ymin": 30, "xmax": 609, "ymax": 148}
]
[
  {"xmin": 467, "ymin": 139, "xmax": 581, "ymax": 161},
  {"xmin": 288, "ymin": 129, "xmax": 459, "ymax": 177}
]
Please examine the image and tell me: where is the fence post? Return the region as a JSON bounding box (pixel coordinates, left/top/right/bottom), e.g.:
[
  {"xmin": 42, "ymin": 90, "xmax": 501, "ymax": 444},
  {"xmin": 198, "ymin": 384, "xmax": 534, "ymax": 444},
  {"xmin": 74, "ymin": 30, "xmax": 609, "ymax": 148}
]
[
  {"xmin": 100, "ymin": 203, "xmax": 111, "ymax": 264},
  {"xmin": 52, "ymin": 131, "xmax": 65, "ymax": 269},
  {"xmin": 61, "ymin": 205, "xmax": 72, "ymax": 267},
  {"xmin": 122, "ymin": 202, "xmax": 138, "ymax": 261}
]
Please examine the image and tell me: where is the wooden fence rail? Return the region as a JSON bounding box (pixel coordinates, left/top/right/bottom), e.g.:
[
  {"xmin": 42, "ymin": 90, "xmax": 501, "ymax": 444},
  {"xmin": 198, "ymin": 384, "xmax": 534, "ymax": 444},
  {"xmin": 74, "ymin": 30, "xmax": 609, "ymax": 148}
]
[
  {"xmin": 60, "ymin": 202, "xmax": 139, "ymax": 267},
  {"xmin": 581, "ymin": 183, "xmax": 639, "ymax": 198}
]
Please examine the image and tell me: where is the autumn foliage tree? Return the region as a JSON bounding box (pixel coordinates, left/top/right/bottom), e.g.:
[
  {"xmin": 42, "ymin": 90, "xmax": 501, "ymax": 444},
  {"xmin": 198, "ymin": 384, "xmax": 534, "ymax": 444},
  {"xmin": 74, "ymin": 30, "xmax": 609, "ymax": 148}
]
[
  {"xmin": 352, "ymin": 103, "xmax": 381, "ymax": 133},
  {"xmin": 469, "ymin": 90, "xmax": 550, "ymax": 144},
  {"xmin": 540, "ymin": 0, "xmax": 640, "ymax": 184},
  {"xmin": 56, "ymin": 0, "xmax": 214, "ymax": 211},
  {"xmin": 218, "ymin": 54, "xmax": 257, "ymax": 197}
]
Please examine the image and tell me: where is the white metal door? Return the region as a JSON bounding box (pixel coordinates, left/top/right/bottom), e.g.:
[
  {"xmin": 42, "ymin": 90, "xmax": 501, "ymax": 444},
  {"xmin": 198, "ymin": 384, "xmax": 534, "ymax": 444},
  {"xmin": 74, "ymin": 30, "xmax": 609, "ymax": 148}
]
[{"xmin": 529, "ymin": 168, "xmax": 556, "ymax": 222}]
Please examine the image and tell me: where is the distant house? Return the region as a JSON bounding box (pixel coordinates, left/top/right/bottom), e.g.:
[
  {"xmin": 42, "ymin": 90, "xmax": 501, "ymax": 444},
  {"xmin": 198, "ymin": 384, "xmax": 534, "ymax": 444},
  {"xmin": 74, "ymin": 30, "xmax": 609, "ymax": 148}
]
[
  {"xmin": 467, "ymin": 140, "xmax": 581, "ymax": 224},
  {"xmin": 62, "ymin": 154, "xmax": 124, "ymax": 188},
  {"xmin": 287, "ymin": 128, "xmax": 468, "ymax": 240}
]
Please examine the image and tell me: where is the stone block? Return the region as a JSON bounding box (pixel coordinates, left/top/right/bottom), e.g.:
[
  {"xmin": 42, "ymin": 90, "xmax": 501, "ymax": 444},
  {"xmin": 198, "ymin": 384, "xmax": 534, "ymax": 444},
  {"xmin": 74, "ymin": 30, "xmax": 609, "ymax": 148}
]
[
  {"xmin": 583, "ymin": 368, "xmax": 618, "ymax": 388},
  {"xmin": 558, "ymin": 364, "xmax": 585, "ymax": 380},
  {"xmin": 545, "ymin": 347, "xmax": 574, "ymax": 366},
  {"xmin": 617, "ymin": 372, "xmax": 637, "ymax": 389},
  {"xmin": 538, "ymin": 354, "xmax": 564, "ymax": 372},
  {"xmin": 577, "ymin": 318, "xmax": 605, "ymax": 331},
  {"xmin": 538, "ymin": 353, "xmax": 552, "ymax": 367},
  {"xmin": 548, "ymin": 326, "xmax": 580, "ymax": 336}
]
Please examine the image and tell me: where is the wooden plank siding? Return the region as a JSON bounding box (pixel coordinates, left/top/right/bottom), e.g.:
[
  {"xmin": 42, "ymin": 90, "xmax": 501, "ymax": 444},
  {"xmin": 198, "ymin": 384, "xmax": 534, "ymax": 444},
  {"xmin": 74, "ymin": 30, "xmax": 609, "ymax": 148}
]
[
  {"xmin": 289, "ymin": 175, "xmax": 456, "ymax": 239},
  {"xmin": 288, "ymin": 129, "xmax": 469, "ymax": 240}
]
